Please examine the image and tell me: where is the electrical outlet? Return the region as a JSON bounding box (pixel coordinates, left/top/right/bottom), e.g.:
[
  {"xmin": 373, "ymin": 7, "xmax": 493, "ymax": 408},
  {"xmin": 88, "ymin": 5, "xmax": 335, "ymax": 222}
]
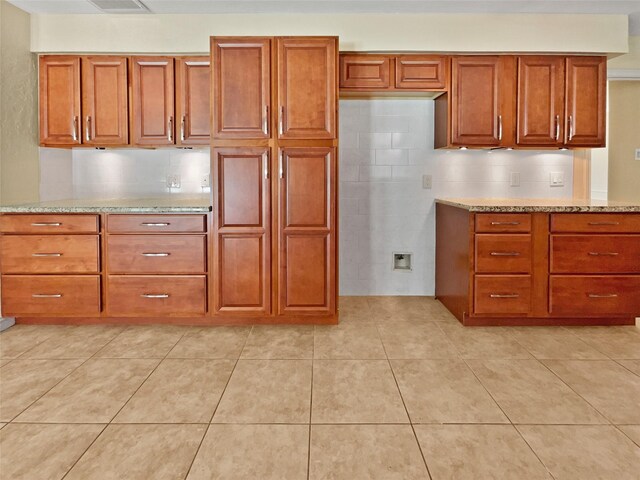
[
  {"xmin": 635, "ymin": 149, "xmax": 640, "ymax": 161},
  {"xmin": 510, "ymin": 172, "xmax": 520, "ymax": 187},
  {"xmin": 166, "ymin": 174, "xmax": 181, "ymax": 189},
  {"xmin": 201, "ymin": 174, "xmax": 210, "ymax": 188},
  {"xmin": 550, "ymin": 171, "xmax": 564, "ymax": 187},
  {"xmin": 422, "ymin": 174, "xmax": 432, "ymax": 189}
]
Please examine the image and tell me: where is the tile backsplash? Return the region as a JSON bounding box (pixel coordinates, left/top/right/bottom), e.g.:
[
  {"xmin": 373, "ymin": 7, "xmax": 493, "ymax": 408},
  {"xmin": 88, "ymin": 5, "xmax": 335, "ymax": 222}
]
[{"xmin": 339, "ymin": 98, "xmax": 573, "ymax": 296}]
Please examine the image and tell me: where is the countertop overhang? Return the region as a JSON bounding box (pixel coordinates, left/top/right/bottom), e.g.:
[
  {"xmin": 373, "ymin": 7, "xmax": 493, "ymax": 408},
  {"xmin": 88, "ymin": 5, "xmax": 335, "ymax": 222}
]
[{"xmin": 436, "ymin": 198, "xmax": 640, "ymax": 213}]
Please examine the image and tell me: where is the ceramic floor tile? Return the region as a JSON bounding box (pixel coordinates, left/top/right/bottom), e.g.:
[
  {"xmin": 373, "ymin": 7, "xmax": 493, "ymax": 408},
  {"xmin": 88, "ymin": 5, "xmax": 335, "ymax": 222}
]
[
  {"xmin": 21, "ymin": 325, "xmax": 124, "ymax": 359},
  {"xmin": 618, "ymin": 360, "xmax": 640, "ymax": 376},
  {"xmin": 415, "ymin": 425, "xmax": 552, "ymax": 480},
  {"xmin": 213, "ymin": 360, "xmax": 311, "ymax": 423},
  {"xmin": 314, "ymin": 324, "xmax": 386, "ymax": 359},
  {"xmin": 312, "ymin": 360, "xmax": 408, "ymax": 424},
  {"xmin": 439, "ymin": 324, "xmax": 532, "ymax": 359},
  {"xmin": 369, "ymin": 296, "xmax": 432, "ymax": 319},
  {"xmin": 0, "ymin": 359, "xmax": 10, "ymax": 367},
  {"xmin": 378, "ymin": 322, "xmax": 459, "ymax": 359},
  {"xmin": 15, "ymin": 358, "xmax": 158, "ymax": 423},
  {"xmin": 96, "ymin": 325, "xmax": 186, "ymax": 358},
  {"xmin": 544, "ymin": 360, "xmax": 640, "ymax": 424},
  {"xmin": 187, "ymin": 424, "xmax": 308, "ymax": 480},
  {"xmin": 619, "ymin": 425, "xmax": 640, "ymax": 446},
  {"xmin": 570, "ymin": 327, "xmax": 640, "ymax": 359},
  {"xmin": 0, "ymin": 359, "xmax": 83, "ymax": 421},
  {"xmin": 339, "ymin": 296, "xmax": 372, "ymax": 316},
  {"xmin": 167, "ymin": 326, "xmax": 250, "ymax": 359},
  {"xmin": 114, "ymin": 359, "xmax": 235, "ymax": 423},
  {"xmin": 391, "ymin": 359, "xmax": 508, "ymax": 424},
  {"xmin": 0, "ymin": 423, "xmax": 104, "ymax": 480},
  {"xmin": 64, "ymin": 424, "xmax": 206, "ymax": 480},
  {"xmin": 0, "ymin": 325, "xmax": 63, "ymax": 358},
  {"xmin": 241, "ymin": 326, "xmax": 314, "ymax": 359},
  {"xmin": 518, "ymin": 425, "xmax": 640, "ymax": 480},
  {"xmin": 309, "ymin": 425, "xmax": 428, "ymax": 480},
  {"xmin": 509, "ymin": 327, "xmax": 608, "ymax": 359},
  {"xmin": 467, "ymin": 359, "xmax": 607, "ymax": 424}
]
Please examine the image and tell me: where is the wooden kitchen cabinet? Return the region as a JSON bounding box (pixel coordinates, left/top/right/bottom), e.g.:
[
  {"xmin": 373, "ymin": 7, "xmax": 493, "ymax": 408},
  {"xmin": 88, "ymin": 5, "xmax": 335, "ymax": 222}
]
[
  {"xmin": 175, "ymin": 56, "xmax": 211, "ymax": 145},
  {"xmin": 339, "ymin": 54, "xmax": 391, "ymax": 90},
  {"xmin": 212, "ymin": 37, "xmax": 271, "ymax": 139},
  {"xmin": 395, "ymin": 55, "xmax": 448, "ymax": 90},
  {"xmin": 565, "ymin": 56, "xmax": 606, "ymax": 147},
  {"xmin": 277, "ymin": 37, "xmax": 337, "ymax": 139},
  {"xmin": 131, "ymin": 56, "xmax": 175, "ymax": 146},
  {"xmin": 39, "ymin": 56, "xmax": 82, "ymax": 146}
]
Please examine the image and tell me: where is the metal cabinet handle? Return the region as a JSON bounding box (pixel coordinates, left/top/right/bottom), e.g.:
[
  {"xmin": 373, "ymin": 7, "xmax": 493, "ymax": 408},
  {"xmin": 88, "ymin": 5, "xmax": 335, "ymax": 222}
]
[
  {"xmin": 141, "ymin": 294, "xmax": 170, "ymax": 299},
  {"xmin": 497, "ymin": 114, "xmax": 503, "ymax": 141},
  {"xmin": 31, "ymin": 222, "xmax": 62, "ymax": 227},
  {"xmin": 490, "ymin": 252, "xmax": 521, "ymax": 256},
  {"xmin": 588, "ymin": 252, "xmax": 619, "ymax": 256},
  {"xmin": 568, "ymin": 115, "xmax": 574, "ymax": 141},
  {"xmin": 278, "ymin": 106, "xmax": 284, "ymax": 135},
  {"xmin": 168, "ymin": 116, "xmax": 173, "ymax": 142},
  {"xmin": 263, "ymin": 152, "xmax": 269, "ymax": 180},
  {"xmin": 263, "ymin": 105, "xmax": 269, "ymax": 135},
  {"xmin": 85, "ymin": 116, "xmax": 91, "ymax": 142},
  {"xmin": 588, "ymin": 293, "xmax": 618, "ymax": 298},
  {"xmin": 490, "ymin": 221, "xmax": 520, "ymax": 226},
  {"xmin": 72, "ymin": 116, "xmax": 78, "ymax": 141},
  {"xmin": 32, "ymin": 294, "xmax": 62, "ymax": 298},
  {"xmin": 588, "ymin": 221, "xmax": 620, "ymax": 226},
  {"xmin": 279, "ymin": 151, "xmax": 284, "ymax": 178},
  {"xmin": 554, "ymin": 114, "xmax": 560, "ymax": 141},
  {"xmin": 32, "ymin": 253, "xmax": 62, "ymax": 257},
  {"xmin": 490, "ymin": 294, "xmax": 520, "ymax": 298},
  {"xmin": 141, "ymin": 252, "xmax": 170, "ymax": 257},
  {"xmin": 141, "ymin": 222, "xmax": 170, "ymax": 227}
]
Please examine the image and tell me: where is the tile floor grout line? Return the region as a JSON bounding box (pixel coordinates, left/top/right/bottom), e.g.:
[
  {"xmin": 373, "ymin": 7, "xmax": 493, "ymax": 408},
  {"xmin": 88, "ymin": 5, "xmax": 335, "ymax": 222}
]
[
  {"xmin": 612, "ymin": 358, "xmax": 640, "ymax": 377},
  {"xmin": 511, "ymin": 423, "xmax": 559, "ymax": 480},
  {"xmin": 460, "ymin": 358, "xmax": 516, "ymax": 425},
  {"xmin": 2, "ymin": 324, "xmax": 66, "ymax": 361},
  {"xmin": 612, "ymin": 424, "xmax": 640, "ymax": 449},
  {"xmin": 307, "ymin": 328, "xmax": 315, "ymax": 480},
  {"xmin": 59, "ymin": 422, "xmax": 111, "ymax": 480}
]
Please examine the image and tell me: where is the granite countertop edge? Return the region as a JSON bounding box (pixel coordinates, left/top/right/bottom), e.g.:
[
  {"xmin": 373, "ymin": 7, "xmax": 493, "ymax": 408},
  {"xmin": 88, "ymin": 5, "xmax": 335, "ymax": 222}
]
[
  {"xmin": 0, "ymin": 205, "xmax": 212, "ymax": 213},
  {"xmin": 435, "ymin": 198, "xmax": 640, "ymax": 213}
]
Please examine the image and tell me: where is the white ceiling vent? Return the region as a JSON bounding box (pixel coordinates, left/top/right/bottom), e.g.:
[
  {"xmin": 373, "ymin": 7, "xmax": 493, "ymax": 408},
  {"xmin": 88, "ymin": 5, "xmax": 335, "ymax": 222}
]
[{"xmin": 88, "ymin": 0, "xmax": 150, "ymax": 13}]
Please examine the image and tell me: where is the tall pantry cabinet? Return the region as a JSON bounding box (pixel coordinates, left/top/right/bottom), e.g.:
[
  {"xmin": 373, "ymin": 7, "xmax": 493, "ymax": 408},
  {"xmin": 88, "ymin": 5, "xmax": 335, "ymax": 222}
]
[{"xmin": 211, "ymin": 36, "xmax": 339, "ymax": 323}]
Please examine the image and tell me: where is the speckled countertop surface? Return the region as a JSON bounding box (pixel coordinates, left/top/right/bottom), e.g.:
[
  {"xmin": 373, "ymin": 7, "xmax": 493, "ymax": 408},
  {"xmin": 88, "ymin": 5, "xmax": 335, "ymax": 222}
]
[
  {"xmin": 0, "ymin": 195, "xmax": 212, "ymax": 213},
  {"xmin": 436, "ymin": 198, "xmax": 640, "ymax": 213}
]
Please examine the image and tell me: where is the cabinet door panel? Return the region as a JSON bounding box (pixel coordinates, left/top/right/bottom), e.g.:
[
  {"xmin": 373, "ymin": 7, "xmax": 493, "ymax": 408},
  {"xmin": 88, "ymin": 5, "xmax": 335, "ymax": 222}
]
[
  {"xmin": 176, "ymin": 57, "xmax": 210, "ymax": 145},
  {"xmin": 212, "ymin": 37, "xmax": 270, "ymax": 139},
  {"xmin": 213, "ymin": 148, "xmax": 271, "ymax": 315},
  {"xmin": 517, "ymin": 56, "xmax": 564, "ymax": 146},
  {"xmin": 565, "ymin": 56, "xmax": 606, "ymax": 147},
  {"xmin": 395, "ymin": 55, "xmax": 447, "ymax": 90},
  {"xmin": 131, "ymin": 57, "xmax": 175, "ymax": 145},
  {"xmin": 39, "ymin": 56, "xmax": 81, "ymax": 146},
  {"xmin": 277, "ymin": 37, "xmax": 337, "ymax": 139},
  {"xmin": 82, "ymin": 56, "xmax": 128, "ymax": 145},
  {"xmin": 339, "ymin": 54, "xmax": 390, "ymax": 89},
  {"xmin": 279, "ymin": 147, "xmax": 336, "ymax": 315}
]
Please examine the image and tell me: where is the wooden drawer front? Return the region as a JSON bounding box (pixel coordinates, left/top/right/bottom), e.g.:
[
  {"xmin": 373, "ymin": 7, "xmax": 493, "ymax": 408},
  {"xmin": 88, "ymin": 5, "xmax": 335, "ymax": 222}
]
[
  {"xmin": 551, "ymin": 213, "xmax": 640, "ymax": 233},
  {"xmin": 339, "ymin": 54, "xmax": 390, "ymax": 89},
  {"xmin": 474, "ymin": 275, "xmax": 531, "ymax": 315},
  {"xmin": 475, "ymin": 234, "xmax": 532, "ymax": 273},
  {"xmin": 107, "ymin": 235, "xmax": 206, "ymax": 274},
  {"xmin": 1, "ymin": 275, "xmax": 100, "ymax": 315},
  {"xmin": 107, "ymin": 215, "xmax": 206, "ymax": 233},
  {"xmin": 550, "ymin": 275, "xmax": 640, "ymax": 316},
  {"xmin": 475, "ymin": 214, "xmax": 531, "ymax": 233},
  {"xmin": 0, "ymin": 214, "xmax": 98, "ymax": 234},
  {"xmin": 107, "ymin": 275, "xmax": 206, "ymax": 316},
  {"xmin": 551, "ymin": 235, "xmax": 640, "ymax": 274},
  {"xmin": 1, "ymin": 235, "xmax": 99, "ymax": 273},
  {"xmin": 395, "ymin": 55, "xmax": 447, "ymax": 90}
]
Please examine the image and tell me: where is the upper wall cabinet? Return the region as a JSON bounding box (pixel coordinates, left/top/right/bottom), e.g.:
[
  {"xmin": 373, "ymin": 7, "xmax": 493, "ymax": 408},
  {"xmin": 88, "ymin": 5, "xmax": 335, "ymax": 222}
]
[
  {"xmin": 212, "ymin": 37, "xmax": 271, "ymax": 139},
  {"xmin": 39, "ymin": 56, "xmax": 82, "ymax": 146},
  {"xmin": 395, "ymin": 55, "xmax": 448, "ymax": 90},
  {"xmin": 277, "ymin": 37, "xmax": 337, "ymax": 139},
  {"xmin": 340, "ymin": 54, "xmax": 391, "ymax": 89},
  {"xmin": 175, "ymin": 57, "xmax": 211, "ymax": 145}
]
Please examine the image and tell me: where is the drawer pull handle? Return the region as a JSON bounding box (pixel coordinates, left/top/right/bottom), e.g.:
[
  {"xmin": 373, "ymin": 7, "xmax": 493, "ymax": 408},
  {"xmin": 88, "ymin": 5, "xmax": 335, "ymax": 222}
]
[
  {"xmin": 141, "ymin": 294, "xmax": 170, "ymax": 299},
  {"xmin": 141, "ymin": 253, "xmax": 170, "ymax": 257},
  {"xmin": 32, "ymin": 253, "xmax": 63, "ymax": 257},
  {"xmin": 32, "ymin": 294, "xmax": 62, "ymax": 298},
  {"xmin": 588, "ymin": 252, "xmax": 619, "ymax": 256},
  {"xmin": 588, "ymin": 293, "xmax": 618, "ymax": 298},
  {"xmin": 141, "ymin": 223, "xmax": 170, "ymax": 227},
  {"xmin": 588, "ymin": 222, "xmax": 620, "ymax": 226},
  {"xmin": 490, "ymin": 252, "xmax": 521, "ymax": 256},
  {"xmin": 490, "ymin": 294, "xmax": 520, "ymax": 298},
  {"xmin": 31, "ymin": 222, "xmax": 62, "ymax": 227},
  {"xmin": 490, "ymin": 222, "xmax": 520, "ymax": 226}
]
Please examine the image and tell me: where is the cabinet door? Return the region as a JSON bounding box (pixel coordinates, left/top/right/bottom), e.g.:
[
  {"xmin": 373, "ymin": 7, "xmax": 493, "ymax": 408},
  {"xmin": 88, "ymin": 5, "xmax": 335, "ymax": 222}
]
[
  {"xmin": 213, "ymin": 148, "xmax": 271, "ymax": 315},
  {"xmin": 81, "ymin": 56, "xmax": 128, "ymax": 145},
  {"xmin": 517, "ymin": 56, "xmax": 564, "ymax": 146},
  {"xmin": 176, "ymin": 57, "xmax": 211, "ymax": 145},
  {"xmin": 565, "ymin": 56, "xmax": 606, "ymax": 147},
  {"xmin": 339, "ymin": 54, "xmax": 391, "ymax": 89},
  {"xmin": 131, "ymin": 57, "xmax": 175, "ymax": 145},
  {"xmin": 39, "ymin": 56, "xmax": 81, "ymax": 146},
  {"xmin": 395, "ymin": 55, "xmax": 448, "ymax": 90},
  {"xmin": 451, "ymin": 56, "xmax": 514, "ymax": 147},
  {"xmin": 278, "ymin": 147, "xmax": 336, "ymax": 315},
  {"xmin": 212, "ymin": 37, "xmax": 270, "ymax": 139},
  {"xmin": 277, "ymin": 37, "xmax": 337, "ymax": 139}
]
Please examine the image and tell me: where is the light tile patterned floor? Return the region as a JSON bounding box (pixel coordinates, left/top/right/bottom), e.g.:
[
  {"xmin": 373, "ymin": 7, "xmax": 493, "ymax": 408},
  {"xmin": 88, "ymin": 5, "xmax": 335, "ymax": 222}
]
[{"xmin": 1, "ymin": 296, "xmax": 639, "ymax": 480}]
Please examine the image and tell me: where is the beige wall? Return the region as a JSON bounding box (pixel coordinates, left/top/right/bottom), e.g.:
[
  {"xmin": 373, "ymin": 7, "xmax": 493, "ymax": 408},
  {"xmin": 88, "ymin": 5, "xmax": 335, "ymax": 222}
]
[
  {"xmin": 608, "ymin": 81, "xmax": 640, "ymax": 202},
  {"xmin": 609, "ymin": 35, "xmax": 640, "ymax": 70},
  {"xmin": 30, "ymin": 13, "xmax": 628, "ymax": 54},
  {"xmin": 0, "ymin": 0, "xmax": 39, "ymax": 204}
]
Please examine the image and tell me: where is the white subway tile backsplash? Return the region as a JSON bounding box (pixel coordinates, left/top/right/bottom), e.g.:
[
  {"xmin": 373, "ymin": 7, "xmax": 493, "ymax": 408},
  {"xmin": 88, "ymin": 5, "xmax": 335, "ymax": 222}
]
[
  {"xmin": 375, "ymin": 149, "xmax": 408, "ymax": 166},
  {"xmin": 391, "ymin": 132, "xmax": 428, "ymax": 149},
  {"xmin": 358, "ymin": 132, "xmax": 392, "ymax": 149},
  {"xmin": 358, "ymin": 165, "xmax": 392, "ymax": 182}
]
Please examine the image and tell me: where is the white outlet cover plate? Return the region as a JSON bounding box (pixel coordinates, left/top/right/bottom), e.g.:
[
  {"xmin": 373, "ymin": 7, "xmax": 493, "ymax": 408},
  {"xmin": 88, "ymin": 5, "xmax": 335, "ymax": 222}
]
[
  {"xmin": 510, "ymin": 172, "xmax": 520, "ymax": 187},
  {"xmin": 422, "ymin": 174, "xmax": 432, "ymax": 189},
  {"xmin": 635, "ymin": 149, "xmax": 640, "ymax": 160},
  {"xmin": 550, "ymin": 171, "xmax": 564, "ymax": 187}
]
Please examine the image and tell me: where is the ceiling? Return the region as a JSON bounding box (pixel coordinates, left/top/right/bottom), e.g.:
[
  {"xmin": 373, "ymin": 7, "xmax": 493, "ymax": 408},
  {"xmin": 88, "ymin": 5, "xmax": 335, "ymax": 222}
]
[{"xmin": 9, "ymin": 0, "xmax": 640, "ymax": 34}]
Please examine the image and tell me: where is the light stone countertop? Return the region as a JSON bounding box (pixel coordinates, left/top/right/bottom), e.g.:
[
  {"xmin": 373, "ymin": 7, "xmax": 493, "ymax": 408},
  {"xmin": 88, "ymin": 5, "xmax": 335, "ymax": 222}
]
[
  {"xmin": 436, "ymin": 198, "xmax": 640, "ymax": 213},
  {"xmin": 0, "ymin": 195, "xmax": 212, "ymax": 213}
]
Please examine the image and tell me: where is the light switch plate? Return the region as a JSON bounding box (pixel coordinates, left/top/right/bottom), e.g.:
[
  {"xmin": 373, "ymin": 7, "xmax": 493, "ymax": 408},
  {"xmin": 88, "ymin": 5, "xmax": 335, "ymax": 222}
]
[
  {"xmin": 510, "ymin": 172, "xmax": 520, "ymax": 187},
  {"xmin": 422, "ymin": 174, "xmax": 432, "ymax": 189},
  {"xmin": 550, "ymin": 171, "xmax": 564, "ymax": 187}
]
